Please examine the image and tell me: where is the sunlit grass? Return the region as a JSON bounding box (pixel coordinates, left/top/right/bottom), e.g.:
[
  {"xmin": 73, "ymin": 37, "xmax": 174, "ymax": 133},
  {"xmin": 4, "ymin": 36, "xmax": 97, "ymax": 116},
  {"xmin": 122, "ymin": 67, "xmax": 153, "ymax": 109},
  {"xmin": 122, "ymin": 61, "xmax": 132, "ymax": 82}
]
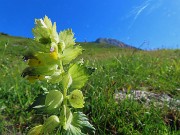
[{"xmin": 0, "ymin": 36, "xmax": 179, "ymax": 134}]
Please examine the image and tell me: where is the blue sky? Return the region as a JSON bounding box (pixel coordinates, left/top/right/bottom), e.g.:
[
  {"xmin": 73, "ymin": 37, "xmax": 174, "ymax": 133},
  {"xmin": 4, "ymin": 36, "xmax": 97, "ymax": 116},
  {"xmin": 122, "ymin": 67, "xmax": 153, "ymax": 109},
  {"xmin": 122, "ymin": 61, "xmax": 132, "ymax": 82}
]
[{"xmin": 0, "ymin": 0, "xmax": 180, "ymax": 49}]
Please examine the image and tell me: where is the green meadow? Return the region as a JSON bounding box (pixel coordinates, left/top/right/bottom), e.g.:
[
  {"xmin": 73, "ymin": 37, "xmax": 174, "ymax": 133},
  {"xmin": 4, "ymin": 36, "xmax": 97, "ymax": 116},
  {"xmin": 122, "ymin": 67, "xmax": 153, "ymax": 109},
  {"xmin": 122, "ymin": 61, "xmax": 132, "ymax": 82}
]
[{"xmin": 0, "ymin": 34, "xmax": 180, "ymax": 134}]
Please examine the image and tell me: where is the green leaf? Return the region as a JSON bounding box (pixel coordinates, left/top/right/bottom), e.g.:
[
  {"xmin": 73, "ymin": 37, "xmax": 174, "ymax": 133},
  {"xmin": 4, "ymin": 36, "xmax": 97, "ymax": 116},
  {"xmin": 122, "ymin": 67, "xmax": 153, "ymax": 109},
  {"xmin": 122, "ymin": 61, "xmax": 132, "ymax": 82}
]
[
  {"xmin": 63, "ymin": 112, "xmax": 95, "ymax": 135},
  {"xmin": 43, "ymin": 115, "xmax": 60, "ymax": 134},
  {"xmin": 62, "ymin": 46, "xmax": 82, "ymax": 65},
  {"xmin": 62, "ymin": 73, "xmax": 72, "ymax": 90},
  {"xmin": 27, "ymin": 93, "xmax": 46, "ymax": 112},
  {"xmin": 27, "ymin": 125, "xmax": 43, "ymax": 135},
  {"xmin": 68, "ymin": 63, "xmax": 95, "ymax": 89},
  {"xmin": 59, "ymin": 29, "xmax": 75, "ymax": 49},
  {"xmin": 68, "ymin": 90, "xmax": 85, "ymax": 108},
  {"xmin": 45, "ymin": 90, "xmax": 63, "ymax": 110},
  {"xmin": 64, "ymin": 125, "xmax": 82, "ymax": 135},
  {"xmin": 46, "ymin": 71, "xmax": 64, "ymax": 84}
]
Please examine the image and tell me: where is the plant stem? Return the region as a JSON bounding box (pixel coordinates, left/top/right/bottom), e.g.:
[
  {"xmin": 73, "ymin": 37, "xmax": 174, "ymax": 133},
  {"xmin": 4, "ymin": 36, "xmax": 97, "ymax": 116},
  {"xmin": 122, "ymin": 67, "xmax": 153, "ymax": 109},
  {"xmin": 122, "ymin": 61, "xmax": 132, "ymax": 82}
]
[{"xmin": 63, "ymin": 88, "xmax": 67, "ymax": 106}]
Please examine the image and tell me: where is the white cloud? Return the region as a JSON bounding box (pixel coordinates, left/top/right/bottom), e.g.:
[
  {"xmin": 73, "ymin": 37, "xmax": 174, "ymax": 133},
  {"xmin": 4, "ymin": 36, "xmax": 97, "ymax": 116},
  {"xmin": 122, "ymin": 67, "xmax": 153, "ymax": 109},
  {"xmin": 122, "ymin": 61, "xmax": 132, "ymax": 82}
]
[
  {"xmin": 128, "ymin": 0, "xmax": 163, "ymax": 29},
  {"xmin": 134, "ymin": 3, "xmax": 149, "ymax": 21},
  {"xmin": 128, "ymin": 0, "xmax": 154, "ymax": 29}
]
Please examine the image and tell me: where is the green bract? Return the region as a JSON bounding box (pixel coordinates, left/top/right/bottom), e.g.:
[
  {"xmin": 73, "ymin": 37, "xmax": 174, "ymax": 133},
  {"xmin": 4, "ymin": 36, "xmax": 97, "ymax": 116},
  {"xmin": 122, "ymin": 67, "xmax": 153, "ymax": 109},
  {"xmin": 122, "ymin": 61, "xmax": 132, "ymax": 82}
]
[
  {"xmin": 62, "ymin": 45, "xmax": 82, "ymax": 65},
  {"xmin": 69, "ymin": 90, "xmax": 85, "ymax": 108},
  {"xmin": 68, "ymin": 63, "xmax": 94, "ymax": 89},
  {"xmin": 43, "ymin": 115, "xmax": 60, "ymax": 134},
  {"xmin": 27, "ymin": 125, "xmax": 43, "ymax": 135},
  {"xmin": 22, "ymin": 16, "xmax": 95, "ymax": 134},
  {"xmin": 62, "ymin": 73, "xmax": 72, "ymax": 90},
  {"xmin": 59, "ymin": 29, "xmax": 75, "ymax": 49},
  {"xmin": 32, "ymin": 16, "xmax": 59, "ymax": 44},
  {"xmin": 45, "ymin": 90, "xmax": 63, "ymax": 111}
]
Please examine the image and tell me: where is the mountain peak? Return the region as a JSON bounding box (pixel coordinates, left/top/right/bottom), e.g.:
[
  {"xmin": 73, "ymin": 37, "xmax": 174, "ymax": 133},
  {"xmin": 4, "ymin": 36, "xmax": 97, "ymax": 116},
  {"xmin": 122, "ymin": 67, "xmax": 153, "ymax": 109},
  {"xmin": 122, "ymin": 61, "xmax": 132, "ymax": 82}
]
[{"xmin": 95, "ymin": 38, "xmax": 139, "ymax": 49}]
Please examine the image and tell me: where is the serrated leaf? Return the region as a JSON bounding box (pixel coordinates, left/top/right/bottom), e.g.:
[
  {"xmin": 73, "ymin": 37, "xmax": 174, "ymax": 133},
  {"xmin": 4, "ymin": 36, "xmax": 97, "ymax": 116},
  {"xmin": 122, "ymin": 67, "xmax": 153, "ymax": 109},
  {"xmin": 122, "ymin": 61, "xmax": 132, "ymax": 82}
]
[
  {"xmin": 59, "ymin": 29, "xmax": 75, "ymax": 49},
  {"xmin": 64, "ymin": 112, "xmax": 95, "ymax": 135},
  {"xmin": 64, "ymin": 125, "xmax": 83, "ymax": 135},
  {"xmin": 45, "ymin": 90, "xmax": 63, "ymax": 110},
  {"xmin": 68, "ymin": 63, "xmax": 95, "ymax": 89},
  {"xmin": 62, "ymin": 46, "xmax": 82, "ymax": 65},
  {"xmin": 69, "ymin": 90, "xmax": 84, "ymax": 108},
  {"xmin": 43, "ymin": 115, "xmax": 60, "ymax": 134},
  {"xmin": 27, "ymin": 125, "xmax": 43, "ymax": 135}
]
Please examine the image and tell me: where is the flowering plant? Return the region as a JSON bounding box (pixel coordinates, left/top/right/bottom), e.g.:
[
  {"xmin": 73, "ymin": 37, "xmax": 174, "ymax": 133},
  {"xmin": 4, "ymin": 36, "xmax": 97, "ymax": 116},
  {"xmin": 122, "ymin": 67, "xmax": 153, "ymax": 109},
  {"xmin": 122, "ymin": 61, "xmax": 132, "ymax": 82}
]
[{"xmin": 22, "ymin": 16, "xmax": 95, "ymax": 135}]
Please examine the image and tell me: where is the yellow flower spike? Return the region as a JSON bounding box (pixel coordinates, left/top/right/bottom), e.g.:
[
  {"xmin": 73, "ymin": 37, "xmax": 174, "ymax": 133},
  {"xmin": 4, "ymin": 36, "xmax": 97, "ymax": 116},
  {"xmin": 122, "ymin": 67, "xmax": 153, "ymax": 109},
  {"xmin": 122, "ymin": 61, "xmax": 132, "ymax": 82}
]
[
  {"xmin": 27, "ymin": 75, "xmax": 45, "ymax": 83},
  {"xmin": 22, "ymin": 16, "xmax": 96, "ymax": 134},
  {"xmin": 28, "ymin": 58, "xmax": 41, "ymax": 66},
  {"xmin": 50, "ymin": 42, "xmax": 59, "ymax": 60},
  {"xmin": 27, "ymin": 76, "xmax": 37, "ymax": 83},
  {"xmin": 50, "ymin": 51, "xmax": 58, "ymax": 60},
  {"xmin": 26, "ymin": 51, "xmax": 59, "ymax": 67},
  {"xmin": 38, "ymin": 75, "xmax": 45, "ymax": 80},
  {"xmin": 22, "ymin": 65, "xmax": 58, "ymax": 79}
]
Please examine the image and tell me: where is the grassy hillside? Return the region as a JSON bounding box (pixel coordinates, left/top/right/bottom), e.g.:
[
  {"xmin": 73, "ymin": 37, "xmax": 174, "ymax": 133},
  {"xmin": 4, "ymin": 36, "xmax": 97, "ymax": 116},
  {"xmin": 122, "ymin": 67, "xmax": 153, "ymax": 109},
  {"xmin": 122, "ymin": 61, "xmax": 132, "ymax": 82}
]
[{"xmin": 0, "ymin": 34, "xmax": 180, "ymax": 134}]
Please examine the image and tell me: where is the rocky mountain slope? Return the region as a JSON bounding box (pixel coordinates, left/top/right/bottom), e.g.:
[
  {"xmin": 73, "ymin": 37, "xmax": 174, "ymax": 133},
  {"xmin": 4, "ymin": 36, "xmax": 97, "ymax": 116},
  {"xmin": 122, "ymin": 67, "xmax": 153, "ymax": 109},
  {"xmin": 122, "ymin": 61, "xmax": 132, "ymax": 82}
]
[{"xmin": 95, "ymin": 38, "xmax": 140, "ymax": 49}]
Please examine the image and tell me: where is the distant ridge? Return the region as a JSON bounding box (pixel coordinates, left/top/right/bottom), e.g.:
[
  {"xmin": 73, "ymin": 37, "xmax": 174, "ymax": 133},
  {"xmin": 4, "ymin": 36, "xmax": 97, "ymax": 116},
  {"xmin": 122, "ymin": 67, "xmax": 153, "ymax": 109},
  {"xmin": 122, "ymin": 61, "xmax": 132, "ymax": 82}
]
[
  {"xmin": 0, "ymin": 32, "xmax": 9, "ymax": 36},
  {"xmin": 0, "ymin": 32, "xmax": 140, "ymax": 50},
  {"xmin": 95, "ymin": 38, "xmax": 140, "ymax": 49}
]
